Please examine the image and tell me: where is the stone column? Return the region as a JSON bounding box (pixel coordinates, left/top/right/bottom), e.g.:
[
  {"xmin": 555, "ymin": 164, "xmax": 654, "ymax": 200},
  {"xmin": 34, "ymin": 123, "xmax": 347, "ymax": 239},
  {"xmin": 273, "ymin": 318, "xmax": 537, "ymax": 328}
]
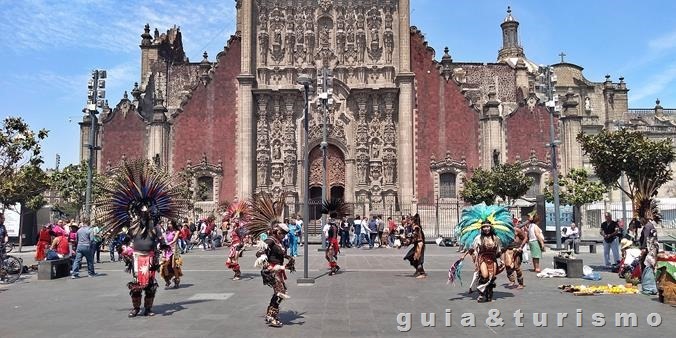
[
  {"xmin": 560, "ymin": 89, "xmax": 583, "ymax": 174},
  {"xmin": 398, "ymin": 0, "xmax": 410, "ymax": 73},
  {"xmin": 237, "ymin": 0, "xmax": 255, "ymax": 199},
  {"xmin": 148, "ymin": 98, "xmax": 169, "ymax": 169},
  {"xmin": 396, "ymin": 0, "xmax": 414, "ymax": 205},
  {"xmin": 480, "ymin": 90, "xmax": 502, "ymax": 168},
  {"xmin": 345, "ymin": 159, "xmax": 355, "ymax": 203}
]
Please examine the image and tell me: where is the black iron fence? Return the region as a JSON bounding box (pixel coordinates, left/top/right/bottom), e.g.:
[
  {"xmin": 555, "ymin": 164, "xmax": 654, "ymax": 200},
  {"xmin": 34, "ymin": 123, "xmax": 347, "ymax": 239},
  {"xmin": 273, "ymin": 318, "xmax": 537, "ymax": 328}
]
[
  {"xmin": 287, "ymin": 201, "xmax": 525, "ymax": 239},
  {"xmin": 581, "ymin": 202, "xmax": 676, "ymax": 229}
]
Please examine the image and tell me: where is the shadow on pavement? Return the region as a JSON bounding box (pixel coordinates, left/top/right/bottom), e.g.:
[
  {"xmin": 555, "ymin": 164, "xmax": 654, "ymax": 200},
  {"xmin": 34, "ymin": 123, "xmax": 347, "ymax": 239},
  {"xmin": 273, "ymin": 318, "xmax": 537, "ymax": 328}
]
[
  {"xmin": 279, "ymin": 310, "xmax": 305, "ymax": 326},
  {"xmin": 119, "ymin": 299, "xmax": 214, "ymax": 316}
]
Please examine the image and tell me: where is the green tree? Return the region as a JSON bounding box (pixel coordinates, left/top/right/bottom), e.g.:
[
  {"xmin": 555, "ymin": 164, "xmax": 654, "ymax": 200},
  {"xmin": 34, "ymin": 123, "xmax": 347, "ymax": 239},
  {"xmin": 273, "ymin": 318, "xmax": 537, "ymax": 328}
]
[
  {"xmin": 461, "ymin": 164, "xmax": 534, "ymax": 206},
  {"xmin": 0, "ymin": 117, "xmax": 49, "ymax": 251},
  {"xmin": 577, "ymin": 129, "xmax": 674, "ymax": 218},
  {"xmin": 544, "ymin": 168, "xmax": 606, "ymax": 233},
  {"xmin": 49, "ymin": 160, "xmax": 101, "ymax": 218},
  {"xmin": 493, "ymin": 163, "xmax": 534, "ymax": 205},
  {"xmin": 460, "ymin": 167, "xmax": 497, "ymax": 205}
]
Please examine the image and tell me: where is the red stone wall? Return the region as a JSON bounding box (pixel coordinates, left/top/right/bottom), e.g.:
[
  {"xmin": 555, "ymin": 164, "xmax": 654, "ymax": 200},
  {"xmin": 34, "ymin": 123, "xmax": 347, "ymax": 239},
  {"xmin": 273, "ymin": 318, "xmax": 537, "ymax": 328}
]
[
  {"xmin": 505, "ymin": 105, "xmax": 558, "ymax": 162},
  {"xmin": 171, "ymin": 36, "xmax": 241, "ymax": 202},
  {"xmin": 410, "ymin": 30, "xmax": 480, "ymax": 203},
  {"xmin": 100, "ymin": 107, "xmax": 146, "ymax": 167}
]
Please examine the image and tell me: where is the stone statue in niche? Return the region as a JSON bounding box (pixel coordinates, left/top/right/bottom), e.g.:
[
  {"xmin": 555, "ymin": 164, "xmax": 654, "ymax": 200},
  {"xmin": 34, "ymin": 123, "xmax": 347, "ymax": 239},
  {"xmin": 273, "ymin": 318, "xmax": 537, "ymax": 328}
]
[
  {"xmin": 492, "ymin": 149, "xmax": 500, "ymax": 167},
  {"xmin": 336, "ymin": 33, "xmax": 346, "ymax": 63},
  {"xmin": 271, "ymin": 26, "xmax": 285, "ymax": 62},
  {"xmin": 370, "ymin": 138, "xmax": 381, "ymax": 158},
  {"xmin": 370, "ymin": 162, "xmax": 381, "ymax": 181},
  {"xmin": 259, "ymin": 32, "xmax": 269, "ymax": 66},
  {"xmin": 273, "ymin": 141, "xmax": 282, "ymax": 160},
  {"xmin": 285, "ymin": 33, "xmax": 295, "ymax": 64},
  {"xmin": 270, "ymin": 164, "xmax": 283, "ymax": 183},
  {"xmin": 305, "ymin": 8, "xmax": 314, "ymax": 32},
  {"xmin": 357, "ymin": 158, "xmax": 368, "ymax": 184},
  {"xmin": 384, "ymin": 8, "xmax": 393, "ymax": 29},
  {"xmin": 368, "ymin": 28, "xmax": 382, "ymax": 62},
  {"xmin": 283, "ymin": 157, "xmax": 295, "ymax": 186},
  {"xmin": 585, "ymin": 97, "xmax": 591, "ymax": 111},
  {"xmin": 336, "ymin": 7, "xmax": 345, "ymax": 31},
  {"xmin": 257, "ymin": 162, "xmax": 268, "ymax": 186},
  {"xmin": 319, "ymin": 24, "xmax": 330, "ymax": 48},
  {"xmin": 356, "ymin": 31, "xmax": 366, "ymax": 63},
  {"xmin": 258, "ymin": 7, "xmax": 268, "ymax": 30},
  {"xmin": 384, "ymin": 30, "xmax": 394, "ymax": 63},
  {"xmin": 383, "ymin": 158, "xmax": 396, "ymax": 184}
]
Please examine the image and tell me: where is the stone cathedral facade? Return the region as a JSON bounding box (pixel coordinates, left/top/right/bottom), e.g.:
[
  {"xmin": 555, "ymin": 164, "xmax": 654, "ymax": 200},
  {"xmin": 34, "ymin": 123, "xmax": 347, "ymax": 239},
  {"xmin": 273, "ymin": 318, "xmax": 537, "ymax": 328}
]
[{"xmin": 81, "ymin": 0, "xmax": 676, "ymax": 217}]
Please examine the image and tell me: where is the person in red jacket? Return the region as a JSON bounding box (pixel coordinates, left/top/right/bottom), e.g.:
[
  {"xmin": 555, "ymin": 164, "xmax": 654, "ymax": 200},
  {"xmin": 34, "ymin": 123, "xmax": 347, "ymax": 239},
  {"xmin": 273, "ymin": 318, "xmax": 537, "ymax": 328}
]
[{"xmin": 35, "ymin": 224, "xmax": 52, "ymax": 261}]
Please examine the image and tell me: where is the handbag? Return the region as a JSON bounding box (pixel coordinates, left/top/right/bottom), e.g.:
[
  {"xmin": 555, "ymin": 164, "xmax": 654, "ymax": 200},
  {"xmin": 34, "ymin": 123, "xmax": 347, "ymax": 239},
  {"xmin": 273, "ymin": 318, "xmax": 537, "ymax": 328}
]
[{"xmin": 45, "ymin": 249, "xmax": 59, "ymax": 260}]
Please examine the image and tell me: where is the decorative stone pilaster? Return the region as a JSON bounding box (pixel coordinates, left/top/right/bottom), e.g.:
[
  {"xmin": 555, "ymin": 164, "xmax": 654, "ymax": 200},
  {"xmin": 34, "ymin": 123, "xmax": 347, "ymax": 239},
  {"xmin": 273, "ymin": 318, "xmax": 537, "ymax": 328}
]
[
  {"xmin": 560, "ymin": 89, "xmax": 583, "ymax": 173},
  {"xmin": 480, "ymin": 87, "xmax": 503, "ymax": 168}
]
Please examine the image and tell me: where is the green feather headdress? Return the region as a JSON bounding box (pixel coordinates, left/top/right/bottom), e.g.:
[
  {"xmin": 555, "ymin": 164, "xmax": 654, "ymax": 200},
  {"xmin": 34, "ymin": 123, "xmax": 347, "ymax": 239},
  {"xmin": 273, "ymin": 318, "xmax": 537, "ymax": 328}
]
[{"xmin": 454, "ymin": 203, "xmax": 515, "ymax": 249}]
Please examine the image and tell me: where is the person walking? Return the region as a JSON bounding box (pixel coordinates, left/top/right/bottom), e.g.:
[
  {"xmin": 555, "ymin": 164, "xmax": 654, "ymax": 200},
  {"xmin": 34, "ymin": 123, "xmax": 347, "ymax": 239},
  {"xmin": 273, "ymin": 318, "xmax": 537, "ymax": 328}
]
[
  {"xmin": 90, "ymin": 222, "xmax": 103, "ymax": 263},
  {"xmin": 526, "ymin": 212, "xmax": 545, "ymax": 273},
  {"xmin": 71, "ymin": 218, "xmax": 96, "ymax": 278}
]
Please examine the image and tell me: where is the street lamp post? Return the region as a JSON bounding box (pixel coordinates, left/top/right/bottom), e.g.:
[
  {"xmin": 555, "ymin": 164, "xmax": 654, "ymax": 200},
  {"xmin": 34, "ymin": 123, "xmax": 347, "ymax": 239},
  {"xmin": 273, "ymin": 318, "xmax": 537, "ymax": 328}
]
[
  {"xmin": 318, "ymin": 67, "xmax": 331, "ymax": 250},
  {"xmin": 540, "ymin": 65, "xmax": 562, "ymax": 250},
  {"xmin": 296, "ymin": 73, "xmax": 314, "ymax": 285},
  {"xmin": 84, "ymin": 69, "xmax": 106, "ymax": 218}
]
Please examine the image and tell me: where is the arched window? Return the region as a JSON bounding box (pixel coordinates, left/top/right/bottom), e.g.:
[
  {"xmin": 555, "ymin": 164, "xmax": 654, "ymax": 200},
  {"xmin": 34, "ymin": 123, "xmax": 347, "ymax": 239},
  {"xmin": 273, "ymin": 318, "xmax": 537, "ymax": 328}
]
[
  {"xmin": 526, "ymin": 173, "xmax": 541, "ymax": 198},
  {"xmin": 197, "ymin": 176, "xmax": 214, "ymax": 201},
  {"xmin": 439, "ymin": 173, "xmax": 457, "ymax": 198}
]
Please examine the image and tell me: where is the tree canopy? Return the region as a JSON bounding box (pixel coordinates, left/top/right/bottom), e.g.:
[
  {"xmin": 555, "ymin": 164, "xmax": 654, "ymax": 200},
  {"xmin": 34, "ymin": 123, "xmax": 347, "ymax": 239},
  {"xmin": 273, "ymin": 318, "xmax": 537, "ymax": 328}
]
[
  {"xmin": 544, "ymin": 168, "xmax": 606, "ymax": 206},
  {"xmin": 49, "ymin": 160, "xmax": 101, "ymax": 218},
  {"xmin": 460, "ymin": 163, "xmax": 534, "ymax": 205},
  {"xmin": 0, "ymin": 117, "xmax": 49, "ymax": 209},
  {"xmin": 577, "ymin": 128, "xmax": 674, "ymax": 217}
]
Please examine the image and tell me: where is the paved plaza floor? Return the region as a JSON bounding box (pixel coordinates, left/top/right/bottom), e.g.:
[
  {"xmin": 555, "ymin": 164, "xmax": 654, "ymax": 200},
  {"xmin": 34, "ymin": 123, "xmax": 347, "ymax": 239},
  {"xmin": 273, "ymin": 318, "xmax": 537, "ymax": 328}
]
[{"xmin": 1, "ymin": 243, "xmax": 674, "ymax": 337}]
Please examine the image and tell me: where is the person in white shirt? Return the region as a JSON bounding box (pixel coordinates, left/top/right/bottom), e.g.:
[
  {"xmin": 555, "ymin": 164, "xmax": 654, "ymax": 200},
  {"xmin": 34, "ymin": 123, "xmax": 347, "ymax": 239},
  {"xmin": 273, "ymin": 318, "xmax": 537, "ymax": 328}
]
[{"xmin": 562, "ymin": 222, "xmax": 580, "ymax": 254}]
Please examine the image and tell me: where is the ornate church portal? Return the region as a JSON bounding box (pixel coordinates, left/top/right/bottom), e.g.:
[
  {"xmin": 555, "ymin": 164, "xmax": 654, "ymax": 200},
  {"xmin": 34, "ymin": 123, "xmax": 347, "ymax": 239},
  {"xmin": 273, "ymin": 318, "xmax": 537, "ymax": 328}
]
[{"xmin": 250, "ymin": 0, "xmax": 411, "ymax": 214}]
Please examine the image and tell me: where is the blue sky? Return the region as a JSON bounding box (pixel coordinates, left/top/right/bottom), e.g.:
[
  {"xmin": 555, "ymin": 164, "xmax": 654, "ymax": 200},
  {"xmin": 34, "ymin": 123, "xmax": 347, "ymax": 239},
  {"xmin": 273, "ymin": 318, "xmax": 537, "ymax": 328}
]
[{"xmin": 1, "ymin": 0, "xmax": 675, "ymax": 170}]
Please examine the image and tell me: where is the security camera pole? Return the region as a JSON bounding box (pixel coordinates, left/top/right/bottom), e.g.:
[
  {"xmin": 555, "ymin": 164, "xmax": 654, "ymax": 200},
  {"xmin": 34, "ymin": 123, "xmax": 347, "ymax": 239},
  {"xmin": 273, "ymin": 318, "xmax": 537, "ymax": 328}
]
[
  {"xmin": 296, "ymin": 73, "xmax": 314, "ymax": 285},
  {"xmin": 84, "ymin": 69, "xmax": 106, "ymax": 218}
]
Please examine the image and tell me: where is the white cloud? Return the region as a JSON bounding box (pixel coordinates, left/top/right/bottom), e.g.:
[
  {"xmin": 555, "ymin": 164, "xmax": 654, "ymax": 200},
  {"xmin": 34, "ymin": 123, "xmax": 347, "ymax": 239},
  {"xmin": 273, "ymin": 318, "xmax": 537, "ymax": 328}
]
[
  {"xmin": 0, "ymin": 0, "xmax": 237, "ymax": 58},
  {"xmin": 629, "ymin": 63, "xmax": 676, "ymax": 103},
  {"xmin": 648, "ymin": 29, "xmax": 676, "ymax": 52}
]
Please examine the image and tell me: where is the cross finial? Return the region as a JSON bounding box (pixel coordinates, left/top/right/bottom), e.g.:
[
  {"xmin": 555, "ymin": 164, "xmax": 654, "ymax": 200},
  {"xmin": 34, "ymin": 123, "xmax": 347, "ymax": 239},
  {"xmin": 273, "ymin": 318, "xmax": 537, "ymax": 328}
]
[{"xmin": 559, "ymin": 51, "xmax": 566, "ymax": 63}]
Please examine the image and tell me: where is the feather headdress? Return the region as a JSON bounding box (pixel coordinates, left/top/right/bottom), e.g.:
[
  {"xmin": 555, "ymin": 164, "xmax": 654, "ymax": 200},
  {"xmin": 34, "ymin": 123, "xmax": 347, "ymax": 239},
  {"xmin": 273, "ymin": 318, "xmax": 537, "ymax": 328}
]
[
  {"xmin": 247, "ymin": 192, "xmax": 286, "ymax": 239},
  {"xmin": 454, "ymin": 203, "xmax": 515, "ymax": 249},
  {"xmin": 224, "ymin": 199, "xmax": 252, "ymax": 224},
  {"xmin": 321, "ymin": 198, "xmax": 350, "ymax": 219},
  {"xmin": 94, "ymin": 160, "xmax": 189, "ymax": 240}
]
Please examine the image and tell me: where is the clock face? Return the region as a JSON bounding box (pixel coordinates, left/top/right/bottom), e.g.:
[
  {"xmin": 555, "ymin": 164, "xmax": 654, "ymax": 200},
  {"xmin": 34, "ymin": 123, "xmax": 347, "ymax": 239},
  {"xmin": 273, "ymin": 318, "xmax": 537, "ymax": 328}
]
[{"xmin": 527, "ymin": 96, "xmax": 537, "ymax": 107}]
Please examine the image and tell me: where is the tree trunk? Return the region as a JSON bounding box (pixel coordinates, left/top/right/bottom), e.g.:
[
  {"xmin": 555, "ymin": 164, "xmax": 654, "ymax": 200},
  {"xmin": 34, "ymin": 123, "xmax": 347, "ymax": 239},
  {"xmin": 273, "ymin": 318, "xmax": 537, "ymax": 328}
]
[
  {"xmin": 17, "ymin": 203, "xmax": 23, "ymax": 253},
  {"xmin": 574, "ymin": 204, "xmax": 582, "ymax": 239}
]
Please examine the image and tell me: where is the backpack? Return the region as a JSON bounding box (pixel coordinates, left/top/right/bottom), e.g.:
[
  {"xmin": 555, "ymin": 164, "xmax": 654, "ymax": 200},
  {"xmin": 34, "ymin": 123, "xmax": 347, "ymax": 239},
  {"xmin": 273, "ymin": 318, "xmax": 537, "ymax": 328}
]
[{"xmin": 205, "ymin": 223, "xmax": 214, "ymax": 236}]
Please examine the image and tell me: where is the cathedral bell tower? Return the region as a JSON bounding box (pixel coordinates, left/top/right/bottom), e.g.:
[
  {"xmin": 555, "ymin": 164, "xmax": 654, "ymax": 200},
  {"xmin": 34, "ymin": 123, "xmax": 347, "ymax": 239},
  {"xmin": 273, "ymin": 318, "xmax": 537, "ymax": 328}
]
[{"xmin": 498, "ymin": 7, "xmax": 525, "ymax": 61}]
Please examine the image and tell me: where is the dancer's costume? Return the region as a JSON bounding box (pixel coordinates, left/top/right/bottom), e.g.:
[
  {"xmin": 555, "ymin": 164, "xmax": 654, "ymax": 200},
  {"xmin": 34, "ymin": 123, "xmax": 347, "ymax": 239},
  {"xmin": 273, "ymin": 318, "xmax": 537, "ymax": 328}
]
[
  {"xmin": 224, "ymin": 201, "xmax": 251, "ymax": 280},
  {"xmin": 453, "ymin": 204, "xmax": 514, "ymax": 302},
  {"xmin": 250, "ymin": 193, "xmax": 295, "ymax": 327},
  {"xmin": 402, "ymin": 214, "xmax": 427, "ymax": 278},
  {"xmin": 503, "ymin": 223, "xmax": 526, "ymax": 287},
  {"xmin": 160, "ymin": 229, "xmax": 183, "ymax": 289},
  {"xmin": 96, "ymin": 160, "xmax": 188, "ymax": 317},
  {"xmin": 322, "ymin": 199, "xmax": 349, "ymax": 276}
]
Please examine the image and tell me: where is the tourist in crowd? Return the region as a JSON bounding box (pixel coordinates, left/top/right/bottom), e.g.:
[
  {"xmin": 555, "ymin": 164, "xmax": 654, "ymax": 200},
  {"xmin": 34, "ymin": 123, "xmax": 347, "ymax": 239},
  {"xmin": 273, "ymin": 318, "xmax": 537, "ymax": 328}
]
[
  {"xmin": 600, "ymin": 212, "xmax": 621, "ymax": 267},
  {"xmin": 35, "ymin": 224, "xmax": 52, "ymax": 261}
]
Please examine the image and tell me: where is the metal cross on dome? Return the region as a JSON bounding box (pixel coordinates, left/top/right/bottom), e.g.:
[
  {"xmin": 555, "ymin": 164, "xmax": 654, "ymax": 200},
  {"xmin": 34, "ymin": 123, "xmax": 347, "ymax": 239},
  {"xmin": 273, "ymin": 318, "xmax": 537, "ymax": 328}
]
[{"xmin": 559, "ymin": 52, "xmax": 566, "ymax": 63}]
